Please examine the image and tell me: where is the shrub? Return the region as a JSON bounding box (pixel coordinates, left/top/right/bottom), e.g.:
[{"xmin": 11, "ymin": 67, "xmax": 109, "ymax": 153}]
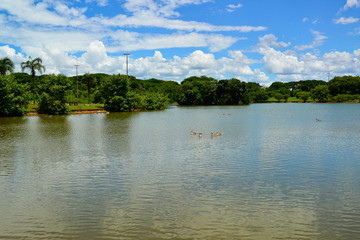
[{"xmin": 0, "ymin": 75, "xmax": 29, "ymax": 117}]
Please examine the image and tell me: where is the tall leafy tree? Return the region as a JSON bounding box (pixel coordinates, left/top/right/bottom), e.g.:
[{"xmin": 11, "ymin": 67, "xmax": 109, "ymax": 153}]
[
  {"xmin": 0, "ymin": 57, "xmax": 15, "ymax": 76},
  {"xmin": 82, "ymin": 73, "xmax": 97, "ymax": 103},
  {"xmin": 0, "ymin": 75, "xmax": 30, "ymax": 116},
  {"xmin": 21, "ymin": 57, "xmax": 46, "ymax": 104},
  {"xmin": 37, "ymin": 74, "xmax": 71, "ymax": 115}
]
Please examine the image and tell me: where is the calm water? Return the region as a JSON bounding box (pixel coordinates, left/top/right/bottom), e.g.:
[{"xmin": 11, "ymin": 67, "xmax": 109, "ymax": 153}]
[{"xmin": 1, "ymin": 104, "xmax": 360, "ymax": 240}]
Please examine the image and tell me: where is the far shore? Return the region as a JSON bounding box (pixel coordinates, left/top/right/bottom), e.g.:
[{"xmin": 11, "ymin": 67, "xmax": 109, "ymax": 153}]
[{"xmin": 24, "ymin": 100, "xmax": 359, "ymax": 116}]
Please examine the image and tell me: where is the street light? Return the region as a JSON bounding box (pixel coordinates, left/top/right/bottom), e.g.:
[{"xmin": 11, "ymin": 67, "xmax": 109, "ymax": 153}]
[
  {"xmin": 123, "ymin": 53, "xmax": 130, "ymax": 79},
  {"xmin": 75, "ymin": 64, "xmax": 79, "ymax": 101}
]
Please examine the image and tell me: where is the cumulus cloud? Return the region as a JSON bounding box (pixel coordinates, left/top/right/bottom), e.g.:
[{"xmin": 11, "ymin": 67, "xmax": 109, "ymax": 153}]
[
  {"xmin": 259, "ymin": 47, "xmax": 305, "ymax": 74},
  {"xmin": 256, "ymin": 34, "xmax": 291, "ymax": 49},
  {"xmin": 334, "ymin": 16, "xmax": 359, "ymax": 24}
]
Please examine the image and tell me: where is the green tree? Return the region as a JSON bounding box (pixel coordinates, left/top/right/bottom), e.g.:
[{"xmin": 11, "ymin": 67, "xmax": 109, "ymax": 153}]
[
  {"xmin": 100, "ymin": 74, "xmax": 133, "ymax": 112},
  {"xmin": 141, "ymin": 92, "xmax": 168, "ymax": 110},
  {"xmin": 297, "ymin": 91, "xmax": 310, "ymax": 102},
  {"xmin": 37, "ymin": 74, "xmax": 71, "ymax": 115},
  {"xmin": 82, "ymin": 73, "xmax": 97, "ymax": 103},
  {"xmin": 0, "ymin": 57, "xmax": 15, "ymax": 76},
  {"xmin": 274, "ymin": 93, "xmax": 284, "ymax": 102},
  {"xmin": 310, "ymin": 85, "xmax": 329, "ymax": 102},
  {"xmin": 252, "ymin": 89, "xmax": 269, "ymax": 102},
  {"xmin": 21, "ymin": 57, "xmax": 46, "ymax": 104},
  {"xmin": 0, "ymin": 75, "xmax": 30, "ymax": 116},
  {"xmin": 216, "ymin": 79, "xmax": 249, "ymax": 105},
  {"xmin": 328, "ymin": 76, "xmax": 360, "ymax": 96}
]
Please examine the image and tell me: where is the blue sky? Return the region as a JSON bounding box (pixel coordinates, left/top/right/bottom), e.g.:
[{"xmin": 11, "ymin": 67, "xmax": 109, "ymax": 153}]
[{"xmin": 0, "ymin": 0, "xmax": 359, "ymax": 84}]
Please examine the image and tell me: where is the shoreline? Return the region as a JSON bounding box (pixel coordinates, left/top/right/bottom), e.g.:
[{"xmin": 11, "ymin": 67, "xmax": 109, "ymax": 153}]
[{"xmin": 25, "ymin": 109, "xmax": 108, "ymax": 116}]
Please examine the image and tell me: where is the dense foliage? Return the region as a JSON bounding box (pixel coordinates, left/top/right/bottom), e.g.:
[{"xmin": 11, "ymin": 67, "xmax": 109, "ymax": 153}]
[
  {"xmin": 0, "ymin": 75, "xmax": 29, "ymax": 116},
  {"xmin": 100, "ymin": 74, "xmax": 168, "ymax": 112},
  {"xmin": 177, "ymin": 76, "xmax": 249, "ymax": 105},
  {"xmin": 37, "ymin": 74, "xmax": 71, "ymax": 115}
]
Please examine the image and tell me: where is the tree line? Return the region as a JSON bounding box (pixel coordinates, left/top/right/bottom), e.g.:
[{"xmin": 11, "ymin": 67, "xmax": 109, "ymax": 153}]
[{"xmin": 1, "ymin": 56, "xmax": 360, "ymax": 117}]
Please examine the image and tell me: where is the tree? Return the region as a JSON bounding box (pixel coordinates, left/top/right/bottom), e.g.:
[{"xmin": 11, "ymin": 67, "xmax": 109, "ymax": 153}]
[
  {"xmin": 100, "ymin": 74, "xmax": 132, "ymax": 112},
  {"xmin": 216, "ymin": 79, "xmax": 249, "ymax": 105},
  {"xmin": 0, "ymin": 75, "xmax": 30, "ymax": 116},
  {"xmin": 21, "ymin": 57, "xmax": 46, "ymax": 104},
  {"xmin": 37, "ymin": 74, "xmax": 71, "ymax": 115},
  {"xmin": 274, "ymin": 93, "xmax": 284, "ymax": 102},
  {"xmin": 82, "ymin": 73, "xmax": 97, "ymax": 103},
  {"xmin": 310, "ymin": 85, "xmax": 329, "ymax": 102},
  {"xmin": 297, "ymin": 91, "xmax": 310, "ymax": 102},
  {"xmin": 0, "ymin": 57, "xmax": 15, "ymax": 76},
  {"xmin": 328, "ymin": 76, "xmax": 360, "ymax": 96},
  {"xmin": 252, "ymin": 89, "xmax": 269, "ymax": 102}
]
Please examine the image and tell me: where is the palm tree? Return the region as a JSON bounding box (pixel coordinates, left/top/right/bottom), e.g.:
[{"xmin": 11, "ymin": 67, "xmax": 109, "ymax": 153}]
[
  {"xmin": 0, "ymin": 57, "xmax": 15, "ymax": 75},
  {"xmin": 21, "ymin": 57, "xmax": 45, "ymax": 104}
]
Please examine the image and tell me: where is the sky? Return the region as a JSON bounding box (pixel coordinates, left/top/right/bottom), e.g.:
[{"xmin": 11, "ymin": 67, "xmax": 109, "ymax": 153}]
[{"xmin": 0, "ymin": 0, "xmax": 360, "ymax": 84}]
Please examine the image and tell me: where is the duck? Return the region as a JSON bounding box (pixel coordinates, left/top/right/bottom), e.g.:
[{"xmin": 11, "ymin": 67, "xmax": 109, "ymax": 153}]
[
  {"xmin": 190, "ymin": 131, "xmax": 197, "ymax": 135},
  {"xmin": 316, "ymin": 118, "xmax": 322, "ymax": 122},
  {"xmin": 198, "ymin": 133, "xmax": 203, "ymax": 138}
]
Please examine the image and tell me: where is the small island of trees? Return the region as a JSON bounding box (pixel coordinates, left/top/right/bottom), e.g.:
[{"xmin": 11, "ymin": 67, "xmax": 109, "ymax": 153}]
[{"xmin": 1, "ymin": 56, "xmax": 360, "ymax": 117}]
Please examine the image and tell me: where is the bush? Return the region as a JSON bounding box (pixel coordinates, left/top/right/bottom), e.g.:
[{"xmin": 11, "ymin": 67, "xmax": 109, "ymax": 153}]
[
  {"xmin": 141, "ymin": 93, "xmax": 168, "ymax": 110},
  {"xmin": 37, "ymin": 74, "xmax": 70, "ymax": 115},
  {"xmin": 0, "ymin": 75, "xmax": 29, "ymax": 117},
  {"xmin": 310, "ymin": 85, "xmax": 329, "ymax": 102},
  {"xmin": 297, "ymin": 91, "xmax": 310, "ymax": 102},
  {"xmin": 332, "ymin": 94, "xmax": 360, "ymax": 102}
]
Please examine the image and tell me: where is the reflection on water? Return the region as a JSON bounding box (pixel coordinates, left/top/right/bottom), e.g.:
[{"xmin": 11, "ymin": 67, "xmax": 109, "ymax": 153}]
[{"xmin": 1, "ymin": 104, "xmax": 360, "ymax": 239}]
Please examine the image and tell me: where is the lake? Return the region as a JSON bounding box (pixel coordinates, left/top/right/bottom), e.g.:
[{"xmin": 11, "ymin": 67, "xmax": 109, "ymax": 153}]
[{"xmin": 1, "ymin": 103, "xmax": 360, "ymax": 239}]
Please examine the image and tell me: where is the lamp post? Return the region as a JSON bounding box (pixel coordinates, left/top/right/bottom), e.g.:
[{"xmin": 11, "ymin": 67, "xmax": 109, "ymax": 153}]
[
  {"xmin": 123, "ymin": 53, "xmax": 130, "ymax": 79},
  {"xmin": 75, "ymin": 64, "xmax": 79, "ymax": 101}
]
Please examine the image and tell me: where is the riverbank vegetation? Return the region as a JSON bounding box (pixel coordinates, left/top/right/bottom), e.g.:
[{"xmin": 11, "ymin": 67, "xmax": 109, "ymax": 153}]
[{"xmin": 1, "ymin": 57, "xmax": 360, "ymax": 117}]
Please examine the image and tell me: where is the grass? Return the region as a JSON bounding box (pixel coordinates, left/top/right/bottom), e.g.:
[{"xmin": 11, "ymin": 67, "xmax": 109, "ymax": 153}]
[
  {"xmin": 25, "ymin": 103, "xmax": 104, "ymax": 112},
  {"xmin": 266, "ymin": 97, "xmax": 313, "ymax": 102},
  {"xmin": 68, "ymin": 103, "xmax": 104, "ymax": 111}
]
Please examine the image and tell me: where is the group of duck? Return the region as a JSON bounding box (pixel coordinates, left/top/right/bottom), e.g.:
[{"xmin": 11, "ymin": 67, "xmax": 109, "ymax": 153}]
[{"xmin": 190, "ymin": 131, "xmax": 223, "ymax": 138}]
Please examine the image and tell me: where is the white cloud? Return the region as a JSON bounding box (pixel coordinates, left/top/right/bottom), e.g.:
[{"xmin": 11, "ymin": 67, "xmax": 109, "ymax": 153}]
[
  {"xmin": 226, "ymin": 3, "xmax": 242, "ymax": 12},
  {"xmin": 295, "ymin": 30, "xmax": 327, "ymax": 51},
  {"xmin": 95, "ymin": 11, "xmax": 266, "ymax": 32},
  {"xmin": 354, "ymin": 49, "xmax": 360, "ymax": 58},
  {"xmin": 123, "ymin": 0, "xmax": 213, "ymax": 18},
  {"xmin": 259, "ymin": 47, "xmax": 305, "ymax": 74},
  {"xmin": 302, "ymin": 17, "xmax": 319, "ymax": 24},
  {"xmin": 107, "ymin": 31, "xmax": 239, "ymax": 53},
  {"xmin": 85, "ymin": 0, "xmax": 109, "ymax": 7},
  {"xmin": 0, "ymin": 0, "xmax": 68, "ymax": 26},
  {"xmin": 334, "ymin": 16, "xmax": 360, "ymax": 24},
  {"xmin": 252, "ymin": 69, "xmax": 269, "ymax": 82},
  {"xmin": 0, "ymin": 45, "xmax": 26, "ymax": 71},
  {"xmin": 340, "ymin": 0, "xmax": 360, "ymax": 11},
  {"xmin": 0, "ymin": 0, "xmax": 266, "ymax": 59},
  {"xmin": 256, "ymin": 34, "xmax": 291, "ymax": 49}
]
